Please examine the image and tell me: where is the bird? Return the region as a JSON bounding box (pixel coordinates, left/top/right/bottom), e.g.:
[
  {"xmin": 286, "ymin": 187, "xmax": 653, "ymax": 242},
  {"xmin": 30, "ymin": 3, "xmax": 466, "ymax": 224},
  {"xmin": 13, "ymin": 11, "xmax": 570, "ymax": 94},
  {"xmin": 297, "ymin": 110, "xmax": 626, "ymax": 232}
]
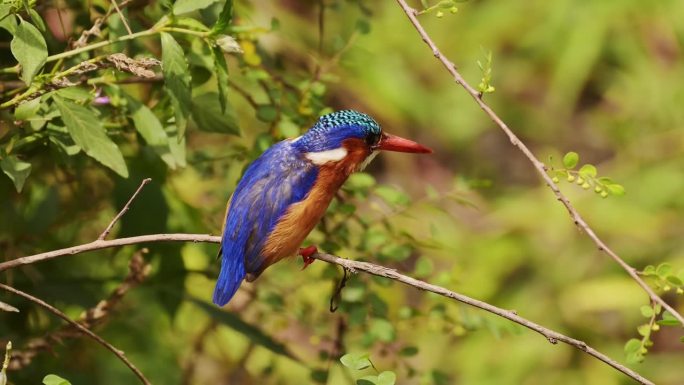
[{"xmin": 213, "ymin": 110, "xmax": 432, "ymax": 306}]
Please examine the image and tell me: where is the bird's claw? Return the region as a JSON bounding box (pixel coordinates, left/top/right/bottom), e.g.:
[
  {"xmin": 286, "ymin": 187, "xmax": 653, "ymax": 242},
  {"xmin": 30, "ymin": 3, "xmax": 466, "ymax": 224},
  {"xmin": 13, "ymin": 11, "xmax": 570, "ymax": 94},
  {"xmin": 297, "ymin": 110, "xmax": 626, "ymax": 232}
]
[{"xmin": 298, "ymin": 245, "xmax": 318, "ymax": 270}]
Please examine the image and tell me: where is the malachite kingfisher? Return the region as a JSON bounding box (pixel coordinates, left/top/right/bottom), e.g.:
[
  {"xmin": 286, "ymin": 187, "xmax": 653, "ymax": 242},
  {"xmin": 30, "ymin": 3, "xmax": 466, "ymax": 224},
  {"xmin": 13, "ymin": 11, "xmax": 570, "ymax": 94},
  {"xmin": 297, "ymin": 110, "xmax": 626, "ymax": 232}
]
[{"xmin": 213, "ymin": 110, "xmax": 432, "ymax": 306}]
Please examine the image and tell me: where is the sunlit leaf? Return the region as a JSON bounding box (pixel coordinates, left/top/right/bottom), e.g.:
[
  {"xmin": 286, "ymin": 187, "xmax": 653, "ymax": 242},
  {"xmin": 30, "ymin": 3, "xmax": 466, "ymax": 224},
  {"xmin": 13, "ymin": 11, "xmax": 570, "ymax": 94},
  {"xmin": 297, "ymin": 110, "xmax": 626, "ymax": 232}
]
[
  {"xmin": 11, "ymin": 18, "xmax": 47, "ymax": 85},
  {"xmin": 173, "ymin": 0, "xmax": 219, "ymax": 15},
  {"xmin": 42, "ymin": 374, "xmax": 71, "ymax": 385},
  {"xmin": 54, "ymin": 96, "xmax": 128, "ymax": 177},
  {"xmin": 562, "ymin": 152, "xmax": 579, "ymax": 169},
  {"xmin": 211, "ymin": 0, "xmax": 233, "ymax": 35},
  {"xmin": 161, "ymin": 32, "xmax": 192, "ymax": 138},
  {"xmin": 0, "ymin": 154, "xmax": 31, "ymax": 192},
  {"xmin": 578, "ymin": 164, "xmax": 597, "ymax": 178},
  {"xmin": 340, "ymin": 353, "xmax": 371, "ymax": 370}
]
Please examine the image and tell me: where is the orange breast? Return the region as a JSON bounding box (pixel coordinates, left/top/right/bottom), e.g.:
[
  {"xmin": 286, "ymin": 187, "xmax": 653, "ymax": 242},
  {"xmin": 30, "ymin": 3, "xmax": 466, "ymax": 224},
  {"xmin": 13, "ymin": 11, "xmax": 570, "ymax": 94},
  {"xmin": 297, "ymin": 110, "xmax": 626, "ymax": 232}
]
[{"xmin": 259, "ymin": 139, "xmax": 369, "ymax": 268}]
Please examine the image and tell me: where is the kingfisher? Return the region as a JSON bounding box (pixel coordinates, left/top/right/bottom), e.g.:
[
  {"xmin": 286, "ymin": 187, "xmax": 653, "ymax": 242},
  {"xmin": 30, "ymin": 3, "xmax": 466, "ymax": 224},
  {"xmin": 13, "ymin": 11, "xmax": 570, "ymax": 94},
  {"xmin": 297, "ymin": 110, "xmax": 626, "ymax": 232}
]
[{"xmin": 213, "ymin": 110, "xmax": 432, "ymax": 306}]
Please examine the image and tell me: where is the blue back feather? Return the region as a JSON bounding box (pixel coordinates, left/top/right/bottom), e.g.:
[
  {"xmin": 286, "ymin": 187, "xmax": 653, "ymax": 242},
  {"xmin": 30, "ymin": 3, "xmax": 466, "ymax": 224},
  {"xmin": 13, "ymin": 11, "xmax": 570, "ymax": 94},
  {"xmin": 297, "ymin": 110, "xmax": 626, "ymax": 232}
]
[
  {"xmin": 213, "ymin": 140, "xmax": 318, "ymax": 305},
  {"xmin": 213, "ymin": 110, "xmax": 380, "ymax": 306}
]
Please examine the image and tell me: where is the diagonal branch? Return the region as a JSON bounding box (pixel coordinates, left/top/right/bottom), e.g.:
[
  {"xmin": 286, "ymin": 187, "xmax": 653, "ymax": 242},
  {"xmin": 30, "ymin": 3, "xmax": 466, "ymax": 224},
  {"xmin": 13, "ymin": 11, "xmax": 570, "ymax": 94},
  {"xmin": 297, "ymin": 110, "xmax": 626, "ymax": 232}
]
[
  {"xmin": 394, "ymin": 0, "xmax": 683, "ymax": 326},
  {"xmin": 0, "ymin": 233, "xmax": 653, "ymax": 384},
  {"xmin": 0, "ymin": 284, "xmax": 151, "ymax": 385}
]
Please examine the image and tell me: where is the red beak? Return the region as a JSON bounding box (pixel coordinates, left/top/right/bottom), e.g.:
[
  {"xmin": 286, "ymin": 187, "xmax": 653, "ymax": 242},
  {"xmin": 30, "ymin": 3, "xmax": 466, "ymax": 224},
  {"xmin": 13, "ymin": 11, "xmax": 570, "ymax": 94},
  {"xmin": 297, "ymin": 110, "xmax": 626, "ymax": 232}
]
[{"xmin": 377, "ymin": 132, "xmax": 432, "ymax": 154}]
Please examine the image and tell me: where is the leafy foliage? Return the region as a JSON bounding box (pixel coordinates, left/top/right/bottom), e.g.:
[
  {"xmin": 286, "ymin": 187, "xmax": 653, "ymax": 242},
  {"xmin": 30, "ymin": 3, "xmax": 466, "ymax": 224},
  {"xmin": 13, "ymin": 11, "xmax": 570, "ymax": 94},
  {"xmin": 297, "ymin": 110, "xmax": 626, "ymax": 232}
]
[{"xmin": 0, "ymin": 0, "xmax": 683, "ymax": 384}]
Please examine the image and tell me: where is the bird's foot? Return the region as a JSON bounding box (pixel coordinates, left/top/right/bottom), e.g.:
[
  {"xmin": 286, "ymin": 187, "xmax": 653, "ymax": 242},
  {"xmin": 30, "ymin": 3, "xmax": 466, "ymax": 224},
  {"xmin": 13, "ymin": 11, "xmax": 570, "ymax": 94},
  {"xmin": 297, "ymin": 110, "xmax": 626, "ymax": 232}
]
[{"xmin": 298, "ymin": 245, "xmax": 318, "ymax": 270}]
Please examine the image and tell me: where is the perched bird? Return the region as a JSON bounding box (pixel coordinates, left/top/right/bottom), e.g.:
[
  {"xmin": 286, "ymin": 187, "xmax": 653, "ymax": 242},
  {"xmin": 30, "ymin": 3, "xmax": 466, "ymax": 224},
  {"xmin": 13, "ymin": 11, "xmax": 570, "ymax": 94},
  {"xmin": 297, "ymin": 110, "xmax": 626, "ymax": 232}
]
[{"xmin": 213, "ymin": 110, "xmax": 432, "ymax": 306}]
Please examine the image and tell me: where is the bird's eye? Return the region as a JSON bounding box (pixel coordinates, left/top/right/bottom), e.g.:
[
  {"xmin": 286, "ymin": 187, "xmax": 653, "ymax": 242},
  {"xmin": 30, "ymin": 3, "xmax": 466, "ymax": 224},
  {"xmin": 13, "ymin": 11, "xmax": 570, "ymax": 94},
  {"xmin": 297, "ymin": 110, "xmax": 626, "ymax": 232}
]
[{"xmin": 365, "ymin": 132, "xmax": 381, "ymax": 147}]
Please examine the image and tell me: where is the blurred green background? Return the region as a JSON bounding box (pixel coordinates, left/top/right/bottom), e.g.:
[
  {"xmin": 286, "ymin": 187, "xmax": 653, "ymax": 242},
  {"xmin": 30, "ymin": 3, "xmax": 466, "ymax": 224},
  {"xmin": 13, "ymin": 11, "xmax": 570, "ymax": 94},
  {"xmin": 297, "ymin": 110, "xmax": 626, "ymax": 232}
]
[{"xmin": 1, "ymin": 0, "xmax": 683, "ymax": 384}]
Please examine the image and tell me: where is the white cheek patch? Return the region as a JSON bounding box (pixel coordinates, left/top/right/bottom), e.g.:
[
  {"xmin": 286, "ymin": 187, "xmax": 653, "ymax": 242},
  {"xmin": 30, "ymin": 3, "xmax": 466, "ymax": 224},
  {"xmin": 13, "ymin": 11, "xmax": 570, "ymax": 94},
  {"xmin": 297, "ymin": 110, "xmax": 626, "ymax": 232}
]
[
  {"xmin": 356, "ymin": 150, "xmax": 379, "ymax": 171},
  {"xmin": 305, "ymin": 147, "xmax": 348, "ymax": 165}
]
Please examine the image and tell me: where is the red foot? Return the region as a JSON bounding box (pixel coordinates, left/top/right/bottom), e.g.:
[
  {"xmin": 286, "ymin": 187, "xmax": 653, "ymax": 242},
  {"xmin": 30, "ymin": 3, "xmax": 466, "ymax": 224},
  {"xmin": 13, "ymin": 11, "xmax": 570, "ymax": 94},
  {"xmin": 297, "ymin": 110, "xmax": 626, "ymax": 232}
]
[{"xmin": 298, "ymin": 245, "xmax": 318, "ymax": 270}]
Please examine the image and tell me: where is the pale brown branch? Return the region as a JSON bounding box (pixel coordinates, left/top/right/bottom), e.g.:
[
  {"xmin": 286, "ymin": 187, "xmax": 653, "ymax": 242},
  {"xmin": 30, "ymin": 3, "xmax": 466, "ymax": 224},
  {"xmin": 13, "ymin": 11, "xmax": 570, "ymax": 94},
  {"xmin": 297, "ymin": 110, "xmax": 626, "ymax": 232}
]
[
  {"xmin": 110, "ymin": 0, "xmax": 133, "ymax": 35},
  {"xmin": 99, "ymin": 178, "xmax": 152, "ymax": 240},
  {"xmin": 7, "ymin": 249, "xmax": 151, "ymax": 370},
  {"xmin": 394, "ymin": 0, "xmax": 683, "ymax": 327},
  {"xmin": 0, "ymin": 284, "xmax": 151, "ymax": 385},
  {"xmin": 0, "ymin": 233, "xmax": 652, "ymax": 383}
]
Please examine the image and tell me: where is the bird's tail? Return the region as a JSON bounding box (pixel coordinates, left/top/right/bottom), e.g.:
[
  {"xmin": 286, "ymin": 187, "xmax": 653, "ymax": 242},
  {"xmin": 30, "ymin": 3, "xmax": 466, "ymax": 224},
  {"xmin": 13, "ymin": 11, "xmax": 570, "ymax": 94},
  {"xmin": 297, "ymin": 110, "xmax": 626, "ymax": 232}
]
[{"xmin": 213, "ymin": 246, "xmax": 246, "ymax": 306}]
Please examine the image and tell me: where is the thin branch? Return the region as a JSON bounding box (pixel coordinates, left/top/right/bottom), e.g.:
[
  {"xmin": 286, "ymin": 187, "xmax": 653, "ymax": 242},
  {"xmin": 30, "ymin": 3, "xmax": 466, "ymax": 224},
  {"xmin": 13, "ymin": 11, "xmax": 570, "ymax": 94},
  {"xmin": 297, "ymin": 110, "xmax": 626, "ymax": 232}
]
[
  {"xmin": 0, "ymin": 284, "xmax": 151, "ymax": 385},
  {"xmin": 99, "ymin": 178, "xmax": 152, "ymax": 240},
  {"xmin": 394, "ymin": 0, "xmax": 684, "ymax": 327},
  {"xmin": 0, "ymin": 234, "xmax": 219, "ymax": 272},
  {"xmin": 0, "ymin": 233, "xmax": 652, "ymax": 383},
  {"xmin": 110, "ymin": 0, "xmax": 133, "ymax": 35},
  {"xmin": 8, "ymin": 249, "xmax": 151, "ymax": 370}
]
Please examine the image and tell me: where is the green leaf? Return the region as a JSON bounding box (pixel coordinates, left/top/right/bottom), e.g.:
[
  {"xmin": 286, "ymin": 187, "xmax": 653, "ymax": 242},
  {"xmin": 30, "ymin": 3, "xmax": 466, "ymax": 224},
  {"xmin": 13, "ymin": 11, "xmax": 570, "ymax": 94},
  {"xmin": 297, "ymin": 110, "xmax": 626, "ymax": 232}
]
[
  {"xmin": 212, "ymin": 46, "xmax": 230, "ymax": 113},
  {"xmin": 562, "ymin": 151, "xmax": 579, "ymax": 168},
  {"xmin": 173, "ymin": 0, "xmax": 219, "ymax": 15},
  {"xmin": 578, "ymin": 164, "xmax": 597, "ymax": 178},
  {"xmin": 126, "ymin": 96, "xmax": 178, "ymax": 169},
  {"xmin": 657, "ymin": 311, "xmax": 680, "ymax": 326},
  {"xmin": 11, "ymin": 19, "xmax": 48, "ymax": 85},
  {"xmin": 0, "ymin": 4, "xmax": 11, "ymax": 21},
  {"xmin": 0, "ymin": 12, "xmax": 16, "ymax": 34},
  {"xmin": 211, "ymin": 0, "xmax": 233, "ymax": 35},
  {"xmin": 191, "ymin": 299, "xmax": 296, "ymax": 359},
  {"xmin": 642, "ymin": 265, "xmax": 656, "ymax": 276},
  {"xmin": 376, "ymin": 371, "xmax": 397, "ymax": 385},
  {"xmin": 160, "ymin": 32, "xmax": 192, "ymax": 138},
  {"xmin": 28, "ymin": 9, "xmax": 46, "ymax": 32},
  {"xmin": 640, "ymin": 305, "xmax": 654, "ymax": 318},
  {"xmin": 53, "ymin": 96, "xmax": 128, "ymax": 177},
  {"xmin": 1, "ymin": 155, "xmax": 31, "ymax": 192},
  {"xmin": 605, "ymin": 183, "xmax": 625, "ymax": 196},
  {"xmin": 656, "ymin": 263, "xmax": 672, "ymax": 277},
  {"xmin": 256, "ymin": 105, "xmax": 278, "ymax": 122},
  {"xmin": 399, "ymin": 346, "xmax": 419, "ymax": 356},
  {"xmin": 369, "ymin": 318, "xmax": 395, "ymax": 342},
  {"xmin": 191, "ymin": 92, "xmax": 240, "ymax": 135},
  {"xmin": 636, "ymin": 324, "xmax": 651, "ymax": 337},
  {"xmin": 623, "ymin": 338, "xmax": 641, "ymax": 354},
  {"xmin": 340, "ymin": 353, "xmax": 371, "ymax": 370},
  {"xmin": 42, "ymin": 374, "xmax": 71, "ymax": 385},
  {"xmin": 14, "ymin": 97, "xmax": 41, "ymax": 120}
]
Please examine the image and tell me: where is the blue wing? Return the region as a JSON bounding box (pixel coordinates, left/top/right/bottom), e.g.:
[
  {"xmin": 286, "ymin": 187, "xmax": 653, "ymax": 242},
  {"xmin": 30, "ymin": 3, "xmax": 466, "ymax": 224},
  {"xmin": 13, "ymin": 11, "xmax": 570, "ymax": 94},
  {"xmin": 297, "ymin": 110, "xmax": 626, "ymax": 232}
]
[{"xmin": 213, "ymin": 140, "xmax": 318, "ymax": 306}]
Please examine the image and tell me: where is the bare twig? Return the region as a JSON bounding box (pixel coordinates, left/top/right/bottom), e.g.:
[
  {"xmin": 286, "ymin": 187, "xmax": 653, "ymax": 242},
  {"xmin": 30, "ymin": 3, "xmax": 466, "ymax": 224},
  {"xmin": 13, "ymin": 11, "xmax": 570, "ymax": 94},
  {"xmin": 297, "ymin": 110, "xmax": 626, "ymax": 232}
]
[
  {"xmin": 8, "ymin": 249, "xmax": 151, "ymax": 370},
  {"xmin": 99, "ymin": 178, "xmax": 152, "ymax": 240},
  {"xmin": 0, "ymin": 233, "xmax": 652, "ymax": 383},
  {"xmin": 0, "ymin": 284, "xmax": 151, "ymax": 385},
  {"xmin": 73, "ymin": 0, "xmax": 134, "ymax": 49},
  {"xmin": 394, "ymin": 0, "xmax": 683, "ymax": 327},
  {"xmin": 111, "ymin": 0, "xmax": 133, "ymax": 35}
]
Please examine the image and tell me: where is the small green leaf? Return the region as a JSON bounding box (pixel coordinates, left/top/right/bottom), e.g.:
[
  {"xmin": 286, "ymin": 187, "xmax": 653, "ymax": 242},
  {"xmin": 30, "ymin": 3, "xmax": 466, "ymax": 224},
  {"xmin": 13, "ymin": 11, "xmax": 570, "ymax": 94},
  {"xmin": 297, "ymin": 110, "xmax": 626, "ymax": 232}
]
[
  {"xmin": 578, "ymin": 164, "xmax": 597, "ymax": 178},
  {"xmin": 11, "ymin": 19, "xmax": 48, "ymax": 85},
  {"xmin": 14, "ymin": 98, "xmax": 41, "ymax": 120},
  {"xmin": 161, "ymin": 32, "xmax": 192, "ymax": 138},
  {"xmin": 399, "ymin": 346, "xmax": 419, "ymax": 356},
  {"xmin": 126, "ymin": 96, "xmax": 177, "ymax": 169},
  {"xmin": 54, "ymin": 96, "xmax": 128, "ymax": 177},
  {"xmin": 370, "ymin": 318, "xmax": 395, "ymax": 342},
  {"xmin": 376, "ymin": 371, "xmax": 397, "ymax": 385},
  {"xmin": 191, "ymin": 92, "xmax": 240, "ymax": 135},
  {"xmin": 605, "ymin": 183, "xmax": 625, "ymax": 196},
  {"xmin": 640, "ymin": 305, "xmax": 654, "ymax": 318},
  {"xmin": 256, "ymin": 104, "xmax": 278, "ymax": 122},
  {"xmin": 346, "ymin": 173, "xmax": 376, "ymax": 190},
  {"xmin": 173, "ymin": 0, "xmax": 219, "ymax": 15},
  {"xmin": 340, "ymin": 353, "xmax": 371, "ymax": 370},
  {"xmin": 657, "ymin": 311, "xmax": 680, "ymax": 326},
  {"xmin": 636, "ymin": 324, "xmax": 651, "ymax": 337},
  {"xmin": 1, "ymin": 155, "xmax": 31, "ymax": 192},
  {"xmin": 656, "ymin": 263, "xmax": 672, "ymax": 277},
  {"xmin": 623, "ymin": 338, "xmax": 641, "ymax": 354},
  {"xmin": 211, "ymin": 0, "xmax": 233, "ymax": 35},
  {"xmin": 42, "ymin": 374, "xmax": 71, "ymax": 385},
  {"xmin": 211, "ymin": 46, "xmax": 231, "ymax": 113},
  {"xmin": 562, "ymin": 152, "xmax": 579, "ymax": 168},
  {"xmin": 642, "ymin": 265, "xmax": 656, "ymax": 275}
]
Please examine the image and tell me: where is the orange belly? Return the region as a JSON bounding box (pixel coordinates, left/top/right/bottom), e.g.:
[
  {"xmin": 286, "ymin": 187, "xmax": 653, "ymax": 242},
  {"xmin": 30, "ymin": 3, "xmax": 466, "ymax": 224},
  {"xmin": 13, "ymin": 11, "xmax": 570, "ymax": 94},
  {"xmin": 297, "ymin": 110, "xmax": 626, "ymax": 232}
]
[{"xmin": 259, "ymin": 138, "xmax": 369, "ymax": 270}]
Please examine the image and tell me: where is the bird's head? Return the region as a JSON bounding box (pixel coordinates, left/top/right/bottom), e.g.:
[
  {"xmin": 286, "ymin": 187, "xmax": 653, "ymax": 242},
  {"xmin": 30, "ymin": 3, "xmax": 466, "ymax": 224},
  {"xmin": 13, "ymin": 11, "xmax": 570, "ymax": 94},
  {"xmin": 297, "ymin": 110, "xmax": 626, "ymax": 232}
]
[{"xmin": 292, "ymin": 110, "xmax": 431, "ymax": 170}]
